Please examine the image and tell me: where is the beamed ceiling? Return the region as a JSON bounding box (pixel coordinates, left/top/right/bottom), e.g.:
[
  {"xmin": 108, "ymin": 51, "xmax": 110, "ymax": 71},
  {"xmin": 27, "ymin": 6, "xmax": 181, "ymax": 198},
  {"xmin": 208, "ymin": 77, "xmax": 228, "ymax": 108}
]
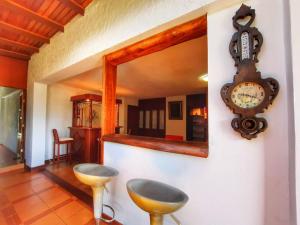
[{"xmin": 0, "ymin": 0, "xmax": 93, "ymax": 61}]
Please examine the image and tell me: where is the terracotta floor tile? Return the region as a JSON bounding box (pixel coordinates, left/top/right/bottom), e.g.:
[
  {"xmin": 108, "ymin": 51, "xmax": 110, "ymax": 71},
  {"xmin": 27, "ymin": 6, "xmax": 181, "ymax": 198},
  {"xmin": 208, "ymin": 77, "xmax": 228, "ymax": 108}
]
[
  {"xmin": 2, "ymin": 214, "xmax": 21, "ymax": 225},
  {"xmin": 0, "ymin": 193, "xmax": 10, "ymax": 210},
  {"xmin": 38, "ymin": 187, "xmax": 71, "ymax": 208},
  {"xmin": 30, "ymin": 177, "xmax": 54, "ymax": 193},
  {"xmin": 62, "ymin": 207, "xmax": 93, "ymax": 225},
  {"xmin": 3, "ymin": 182, "xmax": 34, "ymax": 202},
  {"xmin": 0, "ymin": 176, "xmax": 22, "ymax": 189},
  {"xmin": 14, "ymin": 195, "xmax": 49, "ymax": 222},
  {"xmin": 30, "ymin": 212, "xmax": 64, "ymax": 225},
  {"xmin": 0, "ymin": 169, "xmax": 122, "ymax": 225},
  {"xmin": 0, "ymin": 213, "xmax": 7, "ymax": 225},
  {"xmin": 0, "ymin": 172, "xmax": 42, "ymax": 189},
  {"xmin": 55, "ymin": 200, "xmax": 85, "ymax": 221}
]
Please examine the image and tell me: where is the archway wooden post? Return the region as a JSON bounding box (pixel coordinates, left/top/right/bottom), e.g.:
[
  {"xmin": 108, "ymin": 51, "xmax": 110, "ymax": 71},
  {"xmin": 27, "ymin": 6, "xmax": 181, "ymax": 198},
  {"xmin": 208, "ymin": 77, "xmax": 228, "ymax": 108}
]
[
  {"xmin": 100, "ymin": 15, "xmax": 207, "ymax": 164},
  {"xmin": 100, "ymin": 56, "xmax": 117, "ymax": 164}
]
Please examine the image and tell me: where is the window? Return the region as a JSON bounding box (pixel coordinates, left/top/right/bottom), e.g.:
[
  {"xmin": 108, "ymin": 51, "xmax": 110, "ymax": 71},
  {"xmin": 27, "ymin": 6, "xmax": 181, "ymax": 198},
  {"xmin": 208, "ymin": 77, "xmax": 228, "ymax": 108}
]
[
  {"xmin": 159, "ymin": 110, "xmax": 165, "ymax": 130},
  {"xmin": 139, "ymin": 110, "xmax": 144, "ymax": 128},
  {"xmin": 145, "ymin": 110, "xmax": 150, "ymax": 129},
  {"xmin": 152, "ymin": 110, "xmax": 157, "ymax": 129}
]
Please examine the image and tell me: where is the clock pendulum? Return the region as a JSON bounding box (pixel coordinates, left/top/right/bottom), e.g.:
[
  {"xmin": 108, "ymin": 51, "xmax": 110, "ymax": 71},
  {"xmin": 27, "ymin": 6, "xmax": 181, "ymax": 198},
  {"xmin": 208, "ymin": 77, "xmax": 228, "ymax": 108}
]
[{"xmin": 220, "ymin": 4, "xmax": 279, "ymax": 140}]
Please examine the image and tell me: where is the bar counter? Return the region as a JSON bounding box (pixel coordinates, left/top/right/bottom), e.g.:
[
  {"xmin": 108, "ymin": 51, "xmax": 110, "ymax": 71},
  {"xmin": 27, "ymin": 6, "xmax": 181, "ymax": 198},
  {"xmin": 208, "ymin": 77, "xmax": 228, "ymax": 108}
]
[{"xmin": 102, "ymin": 134, "xmax": 208, "ymax": 158}]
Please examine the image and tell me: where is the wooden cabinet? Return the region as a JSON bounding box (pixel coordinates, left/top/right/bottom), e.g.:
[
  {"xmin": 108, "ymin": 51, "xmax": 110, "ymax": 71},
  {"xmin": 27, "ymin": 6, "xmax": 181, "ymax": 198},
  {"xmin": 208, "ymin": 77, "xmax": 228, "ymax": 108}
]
[
  {"xmin": 69, "ymin": 94, "xmax": 122, "ymax": 163},
  {"xmin": 69, "ymin": 127, "xmax": 100, "ymax": 163}
]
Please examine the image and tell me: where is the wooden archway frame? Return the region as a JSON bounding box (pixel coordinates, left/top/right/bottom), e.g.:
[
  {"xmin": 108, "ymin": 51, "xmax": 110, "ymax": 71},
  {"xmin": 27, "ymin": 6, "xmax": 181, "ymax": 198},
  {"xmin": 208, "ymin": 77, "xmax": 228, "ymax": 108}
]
[{"xmin": 100, "ymin": 15, "xmax": 207, "ymax": 163}]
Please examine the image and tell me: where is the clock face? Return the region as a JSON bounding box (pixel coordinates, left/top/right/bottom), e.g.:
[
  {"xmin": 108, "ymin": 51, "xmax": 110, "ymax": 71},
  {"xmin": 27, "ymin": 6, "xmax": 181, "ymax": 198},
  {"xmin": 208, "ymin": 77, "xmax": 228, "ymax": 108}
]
[{"xmin": 231, "ymin": 82, "xmax": 265, "ymax": 108}]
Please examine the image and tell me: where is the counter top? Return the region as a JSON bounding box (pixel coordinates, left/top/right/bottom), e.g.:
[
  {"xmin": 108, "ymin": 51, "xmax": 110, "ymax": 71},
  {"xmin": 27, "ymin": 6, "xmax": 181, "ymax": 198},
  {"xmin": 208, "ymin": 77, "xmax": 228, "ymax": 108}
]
[
  {"xmin": 69, "ymin": 126, "xmax": 123, "ymax": 130},
  {"xmin": 69, "ymin": 127, "xmax": 101, "ymax": 130},
  {"xmin": 102, "ymin": 134, "xmax": 208, "ymax": 158}
]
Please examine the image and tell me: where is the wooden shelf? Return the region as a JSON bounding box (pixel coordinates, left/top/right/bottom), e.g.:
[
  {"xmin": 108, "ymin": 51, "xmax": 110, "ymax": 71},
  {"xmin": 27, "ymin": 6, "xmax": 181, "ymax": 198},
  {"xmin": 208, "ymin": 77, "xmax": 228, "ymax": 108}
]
[{"xmin": 102, "ymin": 134, "xmax": 208, "ymax": 158}]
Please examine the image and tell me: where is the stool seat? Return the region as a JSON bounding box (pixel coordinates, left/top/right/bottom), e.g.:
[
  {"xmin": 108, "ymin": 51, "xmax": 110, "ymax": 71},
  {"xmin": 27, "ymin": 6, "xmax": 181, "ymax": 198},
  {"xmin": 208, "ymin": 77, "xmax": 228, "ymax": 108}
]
[
  {"xmin": 127, "ymin": 178, "xmax": 188, "ymax": 225},
  {"xmin": 59, "ymin": 137, "xmax": 74, "ymax": 142}
]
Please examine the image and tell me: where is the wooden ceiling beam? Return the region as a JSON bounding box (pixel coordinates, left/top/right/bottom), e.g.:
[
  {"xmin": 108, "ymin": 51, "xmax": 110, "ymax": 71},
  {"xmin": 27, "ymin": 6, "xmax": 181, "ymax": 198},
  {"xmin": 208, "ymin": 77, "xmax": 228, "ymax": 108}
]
[
  {"xmin": 0, "ymin": 21, "xmax": 49, "ymax": 44},
  {"xmin": 0, "ymin": 0, "xmax": 64, "ymax": 32},
  {"xmin": 57, "ymin": 0, "xmax": 84, "ymax": 15},
  {"xmin": 0, "ymin": 37, "xmax": 39, "ymax": 53},
  {"xmin": 0, "ymin": 48, "xmax": 30, "ymax": 60}
]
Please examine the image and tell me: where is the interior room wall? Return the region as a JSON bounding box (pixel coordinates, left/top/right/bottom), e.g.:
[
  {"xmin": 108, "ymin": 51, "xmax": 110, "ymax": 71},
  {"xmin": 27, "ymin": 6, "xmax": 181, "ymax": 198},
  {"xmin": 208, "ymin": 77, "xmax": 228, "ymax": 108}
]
[
  {"xmin": 46, "ymin": 83, "xmax": 127, "ymax": 159},
  {"xmin": 46, "ymin": 84, "xmax": 97, "ymax": 160},
  {"xmin": 165, "ymin": 95, "xmax": 186, "ymax": 140},
  {"xmin": 104, "ymin": 0, "xmax": 293, "ymax": 225},
  {"xmin": 0, "ymin": 90, "xmax": 20, "ymax": 152},
  {"xmin": 208, "ymin": 1, "xmax": 291, "ymax": 224}
]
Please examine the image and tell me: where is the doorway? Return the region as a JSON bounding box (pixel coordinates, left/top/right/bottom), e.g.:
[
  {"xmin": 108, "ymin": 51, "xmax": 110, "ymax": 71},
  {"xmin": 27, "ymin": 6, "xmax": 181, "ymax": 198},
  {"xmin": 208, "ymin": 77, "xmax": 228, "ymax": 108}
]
[
  {"xmin": 127, "ymin": 105, "xmax": 139, "ymax": 135},
  {"xmin": 0, "ymin": 87, "xmax": 25, "ymax": 169},
  {"xmin": 127, "ymin": 98, "xmax": 166, "ymax": 138}
]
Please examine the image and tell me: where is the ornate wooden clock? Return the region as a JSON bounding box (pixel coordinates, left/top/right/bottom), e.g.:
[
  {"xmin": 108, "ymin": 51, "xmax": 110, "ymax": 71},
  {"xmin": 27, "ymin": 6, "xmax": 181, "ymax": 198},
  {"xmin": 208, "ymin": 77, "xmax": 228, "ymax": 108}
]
[{"xmin": 220, "ymin": 4, "xmax": 279, "ymax": 140}]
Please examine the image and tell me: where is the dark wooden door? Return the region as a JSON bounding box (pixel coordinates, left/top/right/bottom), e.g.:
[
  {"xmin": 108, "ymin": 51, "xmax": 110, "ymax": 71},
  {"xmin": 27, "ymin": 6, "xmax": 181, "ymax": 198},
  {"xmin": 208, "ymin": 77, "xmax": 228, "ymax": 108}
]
[
  {"xmin": 127, "ymin": 105, "xmax": 139, "ymax": 135},
  {"xmin": 138, "ymin": 98, "xmax": 166, "ymax": 138}
]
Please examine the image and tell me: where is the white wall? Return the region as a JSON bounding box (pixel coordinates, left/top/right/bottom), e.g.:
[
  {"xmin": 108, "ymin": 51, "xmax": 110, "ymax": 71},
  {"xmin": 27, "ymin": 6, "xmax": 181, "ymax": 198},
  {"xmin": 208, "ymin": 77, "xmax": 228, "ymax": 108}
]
[
  {"xmin": 289, "ymin": 0, "xmax": 300, "ymax": 224},
  {"xmin": 165, "ymin": 95, "xmax": 187, "ymax": 140},
  {"xmin": 103, "ymin": 1, "xmax": 293, "ymax": 225},
  {"xmin": 45, "ymin": 84, "xmax": 92, "ymax": 160},
  {"xmin": 104, "ymin": 142, "xmax": 208, "ymax": 225},
  {"xmin": 0, "ymin": 90, "xmax": 20, "ymax": 152},
  {"xmin": 209, "ymin": 1, "xmax": 291, "ymax": 225},
  {"xmin": 45, "ymin": 84, "xmax": 129, "ymax": 159}
]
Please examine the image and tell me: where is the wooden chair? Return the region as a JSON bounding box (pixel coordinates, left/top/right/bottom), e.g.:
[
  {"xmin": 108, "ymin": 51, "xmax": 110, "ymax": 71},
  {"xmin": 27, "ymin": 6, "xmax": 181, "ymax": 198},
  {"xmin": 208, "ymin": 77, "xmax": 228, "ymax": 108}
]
[{"xmin": 53, "ymin": 129, "xmax": 74, "ymax": 163}]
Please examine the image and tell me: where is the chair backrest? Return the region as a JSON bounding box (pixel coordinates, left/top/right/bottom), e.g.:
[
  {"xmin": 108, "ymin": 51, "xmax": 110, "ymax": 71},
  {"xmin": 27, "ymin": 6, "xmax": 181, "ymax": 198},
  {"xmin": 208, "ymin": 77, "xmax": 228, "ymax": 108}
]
[{"xmin": 52, "ymin": 129, "xmax": 60, "ymax": 143}]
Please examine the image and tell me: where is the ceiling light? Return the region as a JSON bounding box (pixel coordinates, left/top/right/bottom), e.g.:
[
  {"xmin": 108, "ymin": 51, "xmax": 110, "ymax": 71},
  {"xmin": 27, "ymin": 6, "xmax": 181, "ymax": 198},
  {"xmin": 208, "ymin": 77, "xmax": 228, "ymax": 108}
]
[{"xmin": 198, "ymin": 74, "xmax": 208, "ymax": 82}]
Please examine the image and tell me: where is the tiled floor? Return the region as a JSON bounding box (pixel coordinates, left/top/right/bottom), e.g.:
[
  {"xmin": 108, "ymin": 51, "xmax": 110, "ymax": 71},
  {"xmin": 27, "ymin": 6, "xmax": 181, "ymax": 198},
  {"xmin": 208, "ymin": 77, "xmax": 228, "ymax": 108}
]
[
  {"xmin": 0, "ymin": 170, "xmax": 119, "ymax": 225},
  {"xmin": 0, "ymin": 145, "xmax": 18, "ymax": 168}
]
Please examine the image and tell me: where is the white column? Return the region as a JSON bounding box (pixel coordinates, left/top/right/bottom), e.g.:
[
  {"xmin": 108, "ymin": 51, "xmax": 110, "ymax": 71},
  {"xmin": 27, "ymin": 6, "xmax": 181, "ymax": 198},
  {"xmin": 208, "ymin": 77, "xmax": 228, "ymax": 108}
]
[{"xmin": 25, "ymin": 82, "xmax": 47, "ymax": 168}]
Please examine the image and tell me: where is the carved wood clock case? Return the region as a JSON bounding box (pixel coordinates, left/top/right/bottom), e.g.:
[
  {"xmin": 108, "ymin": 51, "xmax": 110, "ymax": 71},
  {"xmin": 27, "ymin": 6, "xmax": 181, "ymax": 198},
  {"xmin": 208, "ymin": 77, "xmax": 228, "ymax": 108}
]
[{"xmin": 221, "ymin": 5, "xmax": 279, "ymax": 140}]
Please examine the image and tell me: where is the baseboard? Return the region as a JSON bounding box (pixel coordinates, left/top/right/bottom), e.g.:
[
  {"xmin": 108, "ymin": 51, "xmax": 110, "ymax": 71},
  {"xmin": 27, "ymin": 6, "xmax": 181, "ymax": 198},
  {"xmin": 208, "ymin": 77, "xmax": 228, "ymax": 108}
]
[
  {"xmin": 45, "ymin": 154, "xmax": 69, "ymax": 165},
  {"xmin": 24, "ymin": 164, "xmax": 46, "ymax": 172}
]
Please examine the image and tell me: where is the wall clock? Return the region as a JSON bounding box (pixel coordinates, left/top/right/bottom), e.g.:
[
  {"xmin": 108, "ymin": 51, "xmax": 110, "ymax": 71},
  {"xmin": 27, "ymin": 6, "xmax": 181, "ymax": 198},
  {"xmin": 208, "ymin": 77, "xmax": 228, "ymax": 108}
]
[{"xmin": 220, "ymin": 4, "xmax": 279, "ymax": 140}]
